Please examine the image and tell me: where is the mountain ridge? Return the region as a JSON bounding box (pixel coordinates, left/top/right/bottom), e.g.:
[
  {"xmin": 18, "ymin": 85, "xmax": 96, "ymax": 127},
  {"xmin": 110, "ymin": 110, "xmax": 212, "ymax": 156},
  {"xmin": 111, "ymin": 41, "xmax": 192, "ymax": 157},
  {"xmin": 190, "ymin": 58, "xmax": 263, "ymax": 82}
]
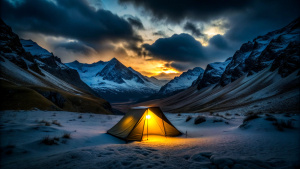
[
  {"xmin": 66, "ymin": 58, "xmax": 166, "ymax": 102},
  {"xmin": 0, "ymin": 19, "xmax": 113, "ymax": 114}
]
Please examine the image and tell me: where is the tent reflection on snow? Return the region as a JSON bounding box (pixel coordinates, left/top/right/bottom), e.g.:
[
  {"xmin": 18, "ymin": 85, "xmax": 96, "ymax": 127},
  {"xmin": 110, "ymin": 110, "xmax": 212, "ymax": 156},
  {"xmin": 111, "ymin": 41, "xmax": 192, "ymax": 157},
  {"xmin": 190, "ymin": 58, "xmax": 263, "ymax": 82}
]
[{"xmin": 107, "ymin": 107, "xmax": 182, "ymax": 141}]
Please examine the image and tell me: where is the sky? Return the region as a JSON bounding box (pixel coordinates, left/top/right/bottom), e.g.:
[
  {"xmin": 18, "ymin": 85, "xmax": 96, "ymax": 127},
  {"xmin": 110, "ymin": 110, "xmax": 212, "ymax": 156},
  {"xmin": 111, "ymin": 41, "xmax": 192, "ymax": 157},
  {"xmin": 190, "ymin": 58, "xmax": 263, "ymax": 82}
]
[{"xmin": 1, "ymin": 0, "xmax": 299, "ymax": 80}]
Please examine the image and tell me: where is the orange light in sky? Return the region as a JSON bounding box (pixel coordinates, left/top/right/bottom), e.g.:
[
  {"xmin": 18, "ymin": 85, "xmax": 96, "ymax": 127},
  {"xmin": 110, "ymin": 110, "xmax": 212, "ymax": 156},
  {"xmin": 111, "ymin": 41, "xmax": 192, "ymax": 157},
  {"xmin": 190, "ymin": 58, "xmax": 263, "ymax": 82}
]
[{"xmin": 161, "ymin": 69, "xmax": 178, "ymax": 74}]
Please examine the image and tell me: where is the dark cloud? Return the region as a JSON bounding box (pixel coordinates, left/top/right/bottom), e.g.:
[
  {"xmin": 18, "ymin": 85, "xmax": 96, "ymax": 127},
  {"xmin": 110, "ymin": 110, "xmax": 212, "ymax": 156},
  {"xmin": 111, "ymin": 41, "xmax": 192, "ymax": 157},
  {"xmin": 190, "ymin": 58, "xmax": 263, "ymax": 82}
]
[
  {"xmin": 1, "ymin": 0, "xmax": 142, "ymax": 54},
  {"xmin": 153, "ymin": 30, "xmax": 167, "ymax": 37},
  {"xmin": 119, "ymin": 0, "xmax": 299, "ymax": 44},
  {"xmin": 124, "ymin": 40, "xmax": 143, "ymax": 56},
  {"xmin": 143, "ymin": 33, "xmax": 205, "ymax": 62},
  {"xmin": 168, "ymin": 62, "xmax": 192, "ymax": 72},
  {"xmin": 209, "ymin": 34, "xmax": 229, "ymax": 50},
  {"xmin": 184, "ymin": 22, "xmax": 204, "ymax": 37},
  {"xmin": 126, "ymin": 16, "xmax": 145, "ymax": 30},
  {"xmin": 54, "ymin": 41, "xmax": 93, "ymax": 55},
  {"xmin": 224, "ymin": 1, "xmax": 300, "ymax": 42},
  {"xmin": 119, "ymin": 0, "xmax": 252, "ymax": 23},
  {"xmin": 144, "ymin": 33, "xmax": 235, "ymax": 70}
]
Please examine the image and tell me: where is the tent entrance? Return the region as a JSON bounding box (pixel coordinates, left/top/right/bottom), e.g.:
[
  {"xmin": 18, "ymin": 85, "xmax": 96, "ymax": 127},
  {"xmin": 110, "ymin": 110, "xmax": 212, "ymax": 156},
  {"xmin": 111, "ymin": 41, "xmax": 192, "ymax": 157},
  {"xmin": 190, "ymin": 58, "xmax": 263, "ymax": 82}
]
[{"xmin": 142, "ymin": 109, "xmax": 166, "ymax": 139}]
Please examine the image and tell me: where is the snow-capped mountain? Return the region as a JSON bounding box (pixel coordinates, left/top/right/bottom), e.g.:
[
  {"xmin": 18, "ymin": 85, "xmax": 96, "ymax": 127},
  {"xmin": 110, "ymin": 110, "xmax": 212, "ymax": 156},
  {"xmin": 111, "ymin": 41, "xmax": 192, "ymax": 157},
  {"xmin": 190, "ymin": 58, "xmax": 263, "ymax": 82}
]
[
  {"xmin": 192, "ymin": 18, "xmax": 300, "ymax": 91},
  {"xmin": 21, "ymin": 39, "xmax": 53, "ymax": 58},
  {"xmin": 66, "ymin": 58, "xmax": 165, "ymax": 102},
  {"xmin": 158, "ymin": 67, "xmax": 204, "ymax": 95},
  {"xmin": 196, "ymin": 57, "xmax": 232, "ymax": 89},
  {"xmin": 218, "ymin": 17, "xmax": 300, "ymax": 87},
  {"xmin": 0, "ymin": 19, "xmax": 112, "ymax": 114},
  {"xmin": 137, "ymin": 18, "xmax": 300, "ymax": 113}
]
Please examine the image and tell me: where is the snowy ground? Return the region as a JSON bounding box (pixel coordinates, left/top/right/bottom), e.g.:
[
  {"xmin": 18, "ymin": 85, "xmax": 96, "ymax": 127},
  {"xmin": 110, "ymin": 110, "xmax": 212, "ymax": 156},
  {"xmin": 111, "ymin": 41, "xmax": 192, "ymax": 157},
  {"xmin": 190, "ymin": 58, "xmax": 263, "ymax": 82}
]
[{"xmin": 0, "ymin": 110, "xmax": 299, "ymax": 169}]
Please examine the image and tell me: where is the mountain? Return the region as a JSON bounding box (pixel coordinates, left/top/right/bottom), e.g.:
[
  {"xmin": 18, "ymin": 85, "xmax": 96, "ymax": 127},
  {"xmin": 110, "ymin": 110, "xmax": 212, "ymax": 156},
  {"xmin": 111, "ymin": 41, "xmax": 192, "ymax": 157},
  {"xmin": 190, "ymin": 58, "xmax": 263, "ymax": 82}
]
[
  {"xmin": 218, "ymin": 18, "xmax": 300, "ymax": 87},
  {"xmin": 147, "ymin": 76, "xmax": 169, "ymax": 86},
  {"xmin": 65, "ymin": 59, "xmax": 165, "ymax": 102},
  {"xmin": 195, "ymin": 58, "xmax": 232, "ymax": 89},
  {"xmin": 0, "ymin": 19, "xmax": 112, "ymax": 114},
  {"xmin": 158, "ymin": 67, "xmax": 204, "ymax": 95},
  {"xmin": 136, "ymin": 18, "xmax": 300, "ymax": 113},
  {"xmin": 135, "ymin": 67, "xmax": 204, "ymax": 103}
]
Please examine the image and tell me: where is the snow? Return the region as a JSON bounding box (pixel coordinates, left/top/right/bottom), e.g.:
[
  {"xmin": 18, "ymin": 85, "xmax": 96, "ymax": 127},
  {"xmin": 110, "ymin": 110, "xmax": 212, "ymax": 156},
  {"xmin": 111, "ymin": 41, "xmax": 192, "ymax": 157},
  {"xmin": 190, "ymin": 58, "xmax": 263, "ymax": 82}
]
[
  {"xmin": 20, "ymin": 39, "xmax": 52, "ymax": 58},
  {"xmin": 65, "ymin": 60, "xmax": 160, "ymax": 93},
  {"xmin": 38, "ymin": 69, "xmax": 82, "ymax": 94},
  {"xmin": 159, "ymin": 67, "xmax": 204, "ymax": 94},
  {"xmin": 1, "ymin": 110, "xmax": 299, "ymax": 169},
  {"xmin": 0, "ymin": 57, "xmax": 46, "ymax": 86},
  {"xmin": 55, "ymin": 61, "xmax": 68, "ymax": 69}
]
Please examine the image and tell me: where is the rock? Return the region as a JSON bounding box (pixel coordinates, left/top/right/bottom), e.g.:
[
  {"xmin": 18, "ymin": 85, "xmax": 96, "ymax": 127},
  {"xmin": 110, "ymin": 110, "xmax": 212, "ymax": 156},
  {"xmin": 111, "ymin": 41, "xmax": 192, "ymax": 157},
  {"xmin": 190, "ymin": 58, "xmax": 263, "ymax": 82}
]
[
  {"xmin": 194, "ymin": 116, "xmax": 206, "ymax": 124},
  {"xmin": 197, "ymin": 57, "xmax": 232, "ymax": 90}
]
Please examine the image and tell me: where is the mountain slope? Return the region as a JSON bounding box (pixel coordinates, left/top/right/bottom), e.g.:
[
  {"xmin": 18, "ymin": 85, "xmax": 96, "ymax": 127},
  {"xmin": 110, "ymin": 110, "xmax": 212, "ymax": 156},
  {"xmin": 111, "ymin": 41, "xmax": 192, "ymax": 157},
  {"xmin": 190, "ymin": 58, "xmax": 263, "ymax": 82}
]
[
  {"xmin": 218, "ymin": 18, "xmax": 300, "ymax": 87},
  {"xmin": 66, "ymin": 59, "xmax": 163, "ymax": 102},
  {"xmin": 196, "ymin": 57, "xmax": 232, "ymax": 89},
  {"xmin": 158, "ymin": 67, "xmax": 204, "ymax": 95},
  {"xmin": 137, "ymin": 18, "xmax": 300, "ymax": 113},
  {"xmin": 0, "ymin": 19, "xmax": 112, "ymax": 114},
  {"xmin": 138, "ymin": 68, "xmax": 299, "ymax": 113}
]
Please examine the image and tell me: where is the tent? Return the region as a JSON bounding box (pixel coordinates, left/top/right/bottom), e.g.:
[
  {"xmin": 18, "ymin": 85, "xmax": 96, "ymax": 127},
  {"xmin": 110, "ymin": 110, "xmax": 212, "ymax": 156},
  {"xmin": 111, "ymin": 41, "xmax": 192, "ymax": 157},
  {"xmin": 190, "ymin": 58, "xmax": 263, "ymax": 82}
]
[{"xmin": 107, "ymin": 107, "xmax": 181, "ymax": 141}]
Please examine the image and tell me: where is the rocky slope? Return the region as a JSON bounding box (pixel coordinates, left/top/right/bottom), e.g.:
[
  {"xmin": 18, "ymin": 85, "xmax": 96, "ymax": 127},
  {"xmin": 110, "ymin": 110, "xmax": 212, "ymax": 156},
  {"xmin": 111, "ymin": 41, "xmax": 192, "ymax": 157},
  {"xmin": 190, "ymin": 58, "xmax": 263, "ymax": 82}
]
[
  {"xmin": 158, "ymin": 67, "xmax": 204, "ymax": 95},
  {"xmin": 196, "ymin": 58, "xmax": 232, "ymax": 89},
  {"xmin": 218, "ymin": 18, "xmax": 300, "ymax": 87},
  {"xmin": 0, "ymin": 19, "xmax": 112, "ymax": 114}
]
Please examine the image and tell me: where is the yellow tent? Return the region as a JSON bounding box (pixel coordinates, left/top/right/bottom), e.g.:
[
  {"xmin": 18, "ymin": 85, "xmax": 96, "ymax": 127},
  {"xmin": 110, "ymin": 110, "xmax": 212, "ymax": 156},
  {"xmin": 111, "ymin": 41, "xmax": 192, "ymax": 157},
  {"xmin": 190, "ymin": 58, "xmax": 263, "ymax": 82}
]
[{"xmin": 107, "ymin": 107, "xmax": 181, "ymax": 141}]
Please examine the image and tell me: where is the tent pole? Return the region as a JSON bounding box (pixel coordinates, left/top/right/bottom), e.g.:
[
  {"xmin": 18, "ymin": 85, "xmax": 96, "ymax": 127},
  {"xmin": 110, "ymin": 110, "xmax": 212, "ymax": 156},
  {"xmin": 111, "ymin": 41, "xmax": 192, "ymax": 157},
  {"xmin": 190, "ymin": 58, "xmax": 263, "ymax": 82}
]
[
  {"xmin": 147, "ymin": 109, "xmax": 149, "ymax": 140},
  {"xmin": 161, "ymin": 112, "xmax": 167, "ymax": 138}
]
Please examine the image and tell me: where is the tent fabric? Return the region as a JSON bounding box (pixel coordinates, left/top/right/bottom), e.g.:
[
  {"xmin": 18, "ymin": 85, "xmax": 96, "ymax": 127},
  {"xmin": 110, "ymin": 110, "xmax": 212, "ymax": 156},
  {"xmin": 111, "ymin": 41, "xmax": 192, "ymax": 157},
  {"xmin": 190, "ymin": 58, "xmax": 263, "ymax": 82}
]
[{"xmin": 107, "ymin": 107, "xmax": 181, "ymax": 141}]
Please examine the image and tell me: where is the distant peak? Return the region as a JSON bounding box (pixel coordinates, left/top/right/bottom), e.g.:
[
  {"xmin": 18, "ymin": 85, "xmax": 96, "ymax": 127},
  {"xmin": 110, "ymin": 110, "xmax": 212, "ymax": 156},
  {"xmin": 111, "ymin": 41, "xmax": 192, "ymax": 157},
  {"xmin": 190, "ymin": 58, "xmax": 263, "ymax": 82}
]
[
  {"xmin": 110, "ymin": 57, "xmax": 119, "ymax": 62},
  {"xmin": 150, "ymin": 76, "xmax": 158, "ymax": 80},
  {"xmin": 72, "ymin": 60, "xmax": 80, "ymax": 63},
  {"xmin": 107, "ymin": 57, "xmax": 123, "ymax": 66}
]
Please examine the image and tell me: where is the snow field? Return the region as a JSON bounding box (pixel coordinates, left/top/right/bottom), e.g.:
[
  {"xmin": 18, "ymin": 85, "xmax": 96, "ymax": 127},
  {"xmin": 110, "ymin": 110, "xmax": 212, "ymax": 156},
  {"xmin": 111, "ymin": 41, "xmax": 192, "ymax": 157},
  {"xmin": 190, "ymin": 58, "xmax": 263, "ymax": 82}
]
[{"xmin": 0, "ymin": 110, "xmax": 299, "ymax": 169}]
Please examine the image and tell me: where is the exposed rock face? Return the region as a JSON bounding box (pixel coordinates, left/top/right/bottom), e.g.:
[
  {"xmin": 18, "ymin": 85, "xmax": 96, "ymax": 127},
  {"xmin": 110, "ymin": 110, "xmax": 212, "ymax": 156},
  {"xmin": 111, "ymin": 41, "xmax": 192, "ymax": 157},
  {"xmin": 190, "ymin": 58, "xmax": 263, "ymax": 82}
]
[
  {"xmin": 197, "ymin": 58, "xmax": 232, "ymax": 90},
  {"xmin": 19, "ymin": 39, "xmax": 97, "ymax": 96},
  {"xmin": 0, "ymin": 19, "xmax": 24, "ymax": 54},
  {"xmin": 96, "ymin": 58, "xmax": 144, "ymax": 84},
  {"xmin": 158, "ymin": 67, "xmax": 204, "ymax": 95},
  {"xmin": 270, "ymin": 41, "xmax": 300, "ymax": 77},
  {"xmin": 218, "ymin": 18, "xmax": 300, "ymax": 87}
]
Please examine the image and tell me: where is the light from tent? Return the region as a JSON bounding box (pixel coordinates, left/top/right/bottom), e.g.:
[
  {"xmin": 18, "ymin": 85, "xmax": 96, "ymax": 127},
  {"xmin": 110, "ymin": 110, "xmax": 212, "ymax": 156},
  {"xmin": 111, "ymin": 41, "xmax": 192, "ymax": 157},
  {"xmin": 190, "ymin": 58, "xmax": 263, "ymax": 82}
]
[{"xmin": 146, "ymin": 115, "xmax": 151, "ymax": 119}]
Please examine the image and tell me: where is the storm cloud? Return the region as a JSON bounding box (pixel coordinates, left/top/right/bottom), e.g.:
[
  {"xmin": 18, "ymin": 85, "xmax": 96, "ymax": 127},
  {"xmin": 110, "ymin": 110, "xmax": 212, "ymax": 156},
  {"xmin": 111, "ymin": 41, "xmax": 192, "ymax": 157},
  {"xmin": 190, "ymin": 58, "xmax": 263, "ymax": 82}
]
[
  {"xmin": 184, "ymin": 22, "xmax": 204, "ymax": 37},
  {"xmin": 119, "ymin": 0, "xmax": 300, "ymax": 43},
  {"xmin": 126, "ymin": 16, "xmax": 145, "ymax": 30},
  {"xmin": 143, "ymin": 33, "xmax": 205, "ymax": 62},
  {"xmin": 209, "ymin": 34, "xmax": 229, "ymax": 50},
  {"xmin": 54, "ymin": 41, "xmax": 94, "ymax": 55},
  {"xmin": 1, "ymin": 0, "xmax": 142, "ymax": 54},
  {"xmin": 119, "ymin": 0, "xmax": 252, "ymax": 23}
]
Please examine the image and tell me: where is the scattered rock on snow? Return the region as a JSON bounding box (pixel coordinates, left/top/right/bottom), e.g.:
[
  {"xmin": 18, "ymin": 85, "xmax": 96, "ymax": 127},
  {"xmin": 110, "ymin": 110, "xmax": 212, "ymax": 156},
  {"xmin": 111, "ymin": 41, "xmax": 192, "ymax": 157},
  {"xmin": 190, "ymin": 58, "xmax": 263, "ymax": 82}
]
[{"xmin": 194, "ymin": 116, "xmax": 206, "ymax": 124}]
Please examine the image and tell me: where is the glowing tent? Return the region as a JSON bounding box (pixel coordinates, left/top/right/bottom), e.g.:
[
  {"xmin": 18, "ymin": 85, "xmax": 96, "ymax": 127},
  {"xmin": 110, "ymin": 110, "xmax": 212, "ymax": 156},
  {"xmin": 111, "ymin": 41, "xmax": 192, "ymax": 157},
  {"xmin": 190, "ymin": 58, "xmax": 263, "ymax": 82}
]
[{"xmin": 107, "ymin": 107, "xmax": 181, "ymax": 141}]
